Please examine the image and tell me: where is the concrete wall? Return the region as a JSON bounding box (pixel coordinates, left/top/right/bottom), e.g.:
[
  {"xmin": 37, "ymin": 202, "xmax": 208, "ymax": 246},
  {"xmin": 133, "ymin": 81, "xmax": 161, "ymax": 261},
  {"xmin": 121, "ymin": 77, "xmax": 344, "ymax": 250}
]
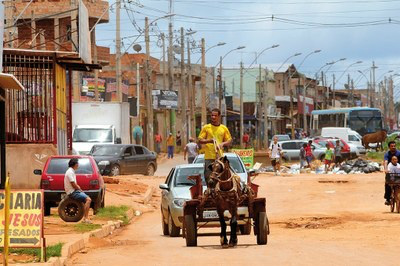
[{"xmin": 6, "ymin": 144, "xmax": 57, "ymax": 189}]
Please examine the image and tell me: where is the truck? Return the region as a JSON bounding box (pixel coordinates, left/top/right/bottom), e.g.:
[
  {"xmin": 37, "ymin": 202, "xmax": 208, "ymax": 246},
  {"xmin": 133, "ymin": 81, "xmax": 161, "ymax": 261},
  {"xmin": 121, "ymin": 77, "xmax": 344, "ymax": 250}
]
[{"xmin": 72, "ymin": 102, "xmax": 131, "ymax": 155}]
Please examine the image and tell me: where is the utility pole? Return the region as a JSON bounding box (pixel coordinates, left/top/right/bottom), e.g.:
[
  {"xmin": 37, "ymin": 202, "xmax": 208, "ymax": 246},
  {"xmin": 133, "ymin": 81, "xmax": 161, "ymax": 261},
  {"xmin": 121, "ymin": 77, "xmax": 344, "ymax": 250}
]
[
  {"xmin": 239, "ymin": 62, "xmax": 244, "ymax": 147},
  {"xmin": 371, "ymin": 61, "xmax": 377, "ymax": 108},
  {"xmin": 145, "ymin": 17, "xmax": 154, "ymax": 150},
  {"xmin": 92, "ymin": 30, "xmax": 99, "ymax": 101},
  {"xmin": 180, "ymin": 27, "xmax": 187, "ymax": 147},
  {"xmin": 257, "ymin": 64, "xmax": 262, "ymax": 150},
  {"xmin": 351, "ymin": 79, "xmax": 354, "ymax": 107},
  {"xmin": 162, "ymin": 33, "xmax": 167, "ymax": 89},
  {"xmin": 347, "ymin": 74, "xmax": 351, "ymax": 107},
  {"xmin": 116, "ymin": 0, "xmax": 122, "ymax": 102},
  {"xmin": 302, "ymin": 75, "xmax": 308, "ymax": 133},
  {"xmin": 187, "ymin": 37, "xmax": 195, "ymax": 138},
  {"xmin": 321, "ymin": 71, "xmax": 325, "ymax": 109},
  {"xmin": 332, "ymin": 74, "xmax": 336, "ymax": 108},
  {"xmin": 263, "ymin": 69, "xmax": 269, "ymax": 149},
  {"xmin": 289, "ymin": 69, "xmax": 295, "ymax": 139},
  {"xmin": 219, "ymin": 56, "xmax": 223, "ymax": 110},
  {"xmin": 389, "ymin": 77, "xmax": 394, "ymax": 129},
  {"xmin": 201, "ymin": 38, "xmax": 207, "ymax": 127}
]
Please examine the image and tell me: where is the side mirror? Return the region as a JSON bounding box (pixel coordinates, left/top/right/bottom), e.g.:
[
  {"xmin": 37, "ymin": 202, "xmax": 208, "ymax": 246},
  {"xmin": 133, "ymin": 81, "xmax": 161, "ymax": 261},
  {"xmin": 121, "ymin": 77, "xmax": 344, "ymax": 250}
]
[
  {"xmin": 159, "ymin": 184, "xmax": 169, "ymax": 190},
  {"xmin": 33, "ymin": 169, "xmax": 42, "ymax": 175},
  {"xmin": 247, "ymin": 169, "xmax": 256, "ymax": 177},
  {"xmin": 116, "ymin": 138, "xmax": 122, "ymax": 144}
]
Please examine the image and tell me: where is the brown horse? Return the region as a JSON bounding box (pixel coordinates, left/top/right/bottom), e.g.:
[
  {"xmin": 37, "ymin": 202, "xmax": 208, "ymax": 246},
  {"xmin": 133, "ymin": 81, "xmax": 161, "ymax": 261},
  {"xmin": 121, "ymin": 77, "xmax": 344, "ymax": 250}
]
[
  {"xmin": 362, "ymin": 130, "xmax": 387, "ymax": 150},
  {"xmin": 208, "ymin": 156, "xmax": 243, "ymax": 248}
]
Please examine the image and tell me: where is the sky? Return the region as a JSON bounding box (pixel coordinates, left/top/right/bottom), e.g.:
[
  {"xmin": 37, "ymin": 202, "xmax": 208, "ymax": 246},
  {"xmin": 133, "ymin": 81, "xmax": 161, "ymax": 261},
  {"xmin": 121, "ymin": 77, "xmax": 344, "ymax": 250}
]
[{"xmin": 95, "ymin": 0, "xmax": 400, "ymax": 93}]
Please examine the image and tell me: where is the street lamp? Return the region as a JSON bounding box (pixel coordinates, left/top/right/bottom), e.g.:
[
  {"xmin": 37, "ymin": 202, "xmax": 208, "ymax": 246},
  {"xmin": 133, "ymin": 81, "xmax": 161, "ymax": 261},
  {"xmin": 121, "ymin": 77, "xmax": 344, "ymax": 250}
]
[
  {"xmin": 287, "ymin": 49, "xmax": 322, "ymax": 138},
  {"xmin": 276, "ymin": 52, "xmax": 302, "ymax": 72},
  {"xmin": 195, "ymin": 42, "xmax": 226, "ymax": 64},
  {"xmin": 217, "ymin": 46, "xmax": 246, "ymax": 111}
]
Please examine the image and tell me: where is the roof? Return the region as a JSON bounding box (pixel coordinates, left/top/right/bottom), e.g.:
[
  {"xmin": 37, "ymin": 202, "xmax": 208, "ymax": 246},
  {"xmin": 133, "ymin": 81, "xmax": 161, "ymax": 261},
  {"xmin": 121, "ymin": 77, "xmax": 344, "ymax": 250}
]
[
  {"xmin": 175, "ymin": 163, "xmax": 204, "ymax": 169},
  {"xmin": 195, "ymin": 153, "xmax": 240, "ymax": 158},
  {"xmin": 75, "ymin": 125, "xmax": 114, "ymax": 129},
  {"xmin": 311, "ymin": 107, "xmax": 381, "ymax": 115}
]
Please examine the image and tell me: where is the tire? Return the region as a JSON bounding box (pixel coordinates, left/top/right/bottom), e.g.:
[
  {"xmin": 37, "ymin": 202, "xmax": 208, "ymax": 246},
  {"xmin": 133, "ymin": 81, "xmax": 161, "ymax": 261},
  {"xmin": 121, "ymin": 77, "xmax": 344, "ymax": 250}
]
[
  {"xmin": 93, "ymin": 193, "xmax": 102, "ymax": 215},
  {"xmin": 146, "ymin": 164, "xmax": 155, "ymax": 176},
  {"xmin": 101, "ymin": 192, "xmax": 105, "ymax": 208},
  {"xmin": 44, "ymin": 203, "xmax": 51, "ymax": 216},
  {"xmin": 239, "ymin": 223, "xmax": 252, "ymax": 235},
  {"xmin": 184, "ymin": 214, "xmax": 197, "ymax": 247},
  {"xmin": 168, "ymin": 212, "xmax": 180, "ymax": 237},
  {"xmin": 257, "ymin": 212, "xmax": 268, "ymax": 245},
  {"xmin": 162, "ymin": 211, "xmax": 169, "ymax": 236},
  {"xmin": 58, "ymin": 197, "xmax": 85, "ymax": 222},
  {"xmin": 110, "ymin": 164, "xmax": 120, "ymax": 176}
]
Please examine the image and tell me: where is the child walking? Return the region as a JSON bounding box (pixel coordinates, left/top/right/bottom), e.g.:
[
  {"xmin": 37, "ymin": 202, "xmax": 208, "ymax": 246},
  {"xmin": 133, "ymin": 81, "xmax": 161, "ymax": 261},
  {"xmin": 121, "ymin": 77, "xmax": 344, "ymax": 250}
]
[{"xmin": 324, "ymin": 143, "xmax": 334, "ymax": 173}]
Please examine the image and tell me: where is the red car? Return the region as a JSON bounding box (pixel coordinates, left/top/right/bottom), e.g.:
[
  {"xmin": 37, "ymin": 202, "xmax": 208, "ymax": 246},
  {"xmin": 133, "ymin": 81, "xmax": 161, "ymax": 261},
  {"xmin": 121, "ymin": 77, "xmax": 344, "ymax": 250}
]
[
  {"xmin": 313, "ymin": 137, "xmax": 351, "ymax": 159},
  {"xmin": 34, "ymin": 155, "xmax": 105, "ymax": 216}
]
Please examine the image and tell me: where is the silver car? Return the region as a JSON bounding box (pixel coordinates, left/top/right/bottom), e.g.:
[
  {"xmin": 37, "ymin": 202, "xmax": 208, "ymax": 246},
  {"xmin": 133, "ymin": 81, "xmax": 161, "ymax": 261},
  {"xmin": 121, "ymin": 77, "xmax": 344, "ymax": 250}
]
[
  {"xmin": 193, "ymin": 153, "xmax": 248, "ymax": 183},
  {"xmin": 160, "ymin": 163, "xmax": 250, "ymax": 237},
  {"xmin": 279, "ymin": 140, "xmax": 326, "ymax": 161}
]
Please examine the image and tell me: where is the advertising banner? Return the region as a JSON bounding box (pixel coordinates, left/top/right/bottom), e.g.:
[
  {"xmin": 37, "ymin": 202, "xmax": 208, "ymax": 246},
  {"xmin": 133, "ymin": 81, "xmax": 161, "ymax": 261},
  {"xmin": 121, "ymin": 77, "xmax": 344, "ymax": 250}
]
[
  {"xmin": 0, "ymin": 190, "xmax": 44, "ymax": 248},
  {"xmin": 152, "ymin": 90, "xmax": 178, "ymax": 109},
  {"xmin": 231, "ymin": 149, "xmax": 254, "ymax": 169}
]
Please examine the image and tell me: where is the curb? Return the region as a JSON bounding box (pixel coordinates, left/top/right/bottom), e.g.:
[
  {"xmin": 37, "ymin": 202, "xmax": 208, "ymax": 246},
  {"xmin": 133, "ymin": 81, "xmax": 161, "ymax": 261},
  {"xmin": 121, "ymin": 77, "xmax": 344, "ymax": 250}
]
[{"xmin": 16, "ymin": 209, "xmax": 136, "ymax": 266}]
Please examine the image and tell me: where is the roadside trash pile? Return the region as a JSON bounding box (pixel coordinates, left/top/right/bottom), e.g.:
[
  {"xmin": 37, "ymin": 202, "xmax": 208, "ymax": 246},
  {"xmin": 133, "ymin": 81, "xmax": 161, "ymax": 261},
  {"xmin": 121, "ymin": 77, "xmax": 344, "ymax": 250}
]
[{"xmin": 258, "ymin": 159, "xmax": 382, "ymax": 175}]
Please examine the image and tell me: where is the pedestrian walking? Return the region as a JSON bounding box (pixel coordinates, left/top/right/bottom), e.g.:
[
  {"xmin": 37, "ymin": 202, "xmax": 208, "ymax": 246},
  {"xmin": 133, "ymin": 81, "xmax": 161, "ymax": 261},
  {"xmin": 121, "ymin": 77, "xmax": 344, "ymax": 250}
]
[
  {"xmin": 166, "ymin": 133, "xmax": 175, "ymax": 159},
  {"xmin": 184, "ymin": 138, "xmax": 199, "ymax": 164},
  {"xmin": 176, "ymin": 131, "xmax": 182, "ymax": 147},
  {"xmin": 154, "ymin": 133, "xmax": 162, "ymax": 154},
  {"xmin": 269, "ymin": 136, "xmax": 282, "ymax": 175},
  {"xmin": 64, "ymin": 158, "xmax": 92, "ymax": 223},
  {"xmin": 305, "ymin": 140, "xmax": 313, "ymax": 168},
  {"xmin": 324, "ymin": 144, "xmax": 334, "ymax": 173},
  {"xmin": 300, "ymin": 143, "xmax": 307, "ymax": 169},
  {"xmin": 133, "ymin": 125, "xmax": 143, "ymax": 145},
  {"xmin": 334, "ymin": 140, "xmax": 342, "ymax": 167}
]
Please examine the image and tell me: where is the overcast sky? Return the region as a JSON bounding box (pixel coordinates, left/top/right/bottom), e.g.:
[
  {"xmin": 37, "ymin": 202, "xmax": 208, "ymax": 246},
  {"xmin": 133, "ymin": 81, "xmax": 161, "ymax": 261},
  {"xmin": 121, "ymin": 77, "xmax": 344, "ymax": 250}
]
[{"xmin": 96, "ymin": 0, "xmax": 400, "ymax": 91}]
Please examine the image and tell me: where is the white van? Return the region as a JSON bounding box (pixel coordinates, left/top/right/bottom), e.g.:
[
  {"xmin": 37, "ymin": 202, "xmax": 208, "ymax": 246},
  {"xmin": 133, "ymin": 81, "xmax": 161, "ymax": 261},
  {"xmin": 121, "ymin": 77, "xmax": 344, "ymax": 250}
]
[{"xmin": 321, "ymin": 127, "xmax": 366, "ymax": 156}]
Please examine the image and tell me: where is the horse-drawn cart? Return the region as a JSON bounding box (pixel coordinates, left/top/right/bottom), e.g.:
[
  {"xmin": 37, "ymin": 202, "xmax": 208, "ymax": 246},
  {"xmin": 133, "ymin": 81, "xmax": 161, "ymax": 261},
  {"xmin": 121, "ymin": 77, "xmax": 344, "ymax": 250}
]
[{"xmin": 182, "ymin": 173, "xmax": 270, "ymax": 247}]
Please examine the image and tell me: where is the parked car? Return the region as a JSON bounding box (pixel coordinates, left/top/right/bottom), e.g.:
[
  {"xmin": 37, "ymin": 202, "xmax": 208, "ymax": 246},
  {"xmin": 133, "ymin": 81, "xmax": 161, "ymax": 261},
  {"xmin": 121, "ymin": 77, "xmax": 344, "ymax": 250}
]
[
  {"xmin": 272, "ymin": 134, "xmax": 291, "ymax": 141},
  {"xmin": 35, "ymin": 155, "xmax": 105, "ymax": 216},
  {"xmin": 278, "ymin": 140, "xmax": 326, "ymax": 161},
  {"xmin": 321, "ymin": 127, "xmax": 366, "ymax": 156},
  {"xmin": 193, "ymin": 153, "xmax": 248, "ymax": 183},
  {"xmin": 91, "ymin": 144, "xmax": 157, "ymax": 176},
  {"xmin": 313, "ymin": 137, "xmax": 351, "ymax": 159},
  {"xmin": 160, "ymin": 163, "xmax": 250, "ymax": 237}
]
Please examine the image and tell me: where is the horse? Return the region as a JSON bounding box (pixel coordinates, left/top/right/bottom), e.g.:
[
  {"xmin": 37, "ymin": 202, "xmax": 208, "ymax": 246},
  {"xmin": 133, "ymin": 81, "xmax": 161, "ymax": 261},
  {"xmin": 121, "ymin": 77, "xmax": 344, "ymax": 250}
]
[
  {"xmin": 362, "ymin": 130, "xmax": 387, "ymax": 150},
  {"xmin": 208, "ymin": 156, "xmax": 243, "ymax": 248}
]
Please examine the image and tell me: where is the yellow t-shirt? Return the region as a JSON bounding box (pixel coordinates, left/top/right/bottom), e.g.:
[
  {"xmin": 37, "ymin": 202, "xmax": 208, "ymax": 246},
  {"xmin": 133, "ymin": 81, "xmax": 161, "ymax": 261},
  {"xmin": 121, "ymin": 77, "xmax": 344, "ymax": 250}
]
[
  {"xmin": 167, "ymin": 136, "xmax": 175, "ymax": 146},
  {"xmin": 198, "ymin": 124, "xmax": 232, "ymax": 160}
]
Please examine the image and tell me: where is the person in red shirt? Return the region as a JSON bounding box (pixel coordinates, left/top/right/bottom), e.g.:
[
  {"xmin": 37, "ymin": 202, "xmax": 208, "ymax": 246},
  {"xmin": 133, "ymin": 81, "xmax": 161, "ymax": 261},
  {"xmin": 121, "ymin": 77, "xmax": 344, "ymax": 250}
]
[
  {"xmin": 305, "ymin": 140, "xmax": 313, "ymax": 168},
  {"xmin": 154, "ymin": 133, "xmax": 162, "ymax": 154},
  {"xmin": 243, "ymin": 131, "xmax": 250, "ymax": 148}
]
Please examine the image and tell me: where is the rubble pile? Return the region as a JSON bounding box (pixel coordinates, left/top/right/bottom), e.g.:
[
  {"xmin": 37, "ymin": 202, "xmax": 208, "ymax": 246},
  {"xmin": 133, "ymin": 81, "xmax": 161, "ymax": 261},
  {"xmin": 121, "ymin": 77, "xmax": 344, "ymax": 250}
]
[{"xmin": 339, "ymin": 159, "xmax": 381, "ymax": 174}]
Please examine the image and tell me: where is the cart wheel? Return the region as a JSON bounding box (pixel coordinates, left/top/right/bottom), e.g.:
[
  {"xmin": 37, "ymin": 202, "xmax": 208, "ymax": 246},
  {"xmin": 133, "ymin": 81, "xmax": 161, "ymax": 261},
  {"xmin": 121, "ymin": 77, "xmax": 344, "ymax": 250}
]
[
  {"xmin": 184, "ymin": 214, "xmax": 197, "ymax": 247},
  {"xmin": 239, "ymin": 223, "xmax": 251, "ymax": 235},
  {"xmin": 257, "ymin": 212, "xmax": 268, "ymax": 245}
]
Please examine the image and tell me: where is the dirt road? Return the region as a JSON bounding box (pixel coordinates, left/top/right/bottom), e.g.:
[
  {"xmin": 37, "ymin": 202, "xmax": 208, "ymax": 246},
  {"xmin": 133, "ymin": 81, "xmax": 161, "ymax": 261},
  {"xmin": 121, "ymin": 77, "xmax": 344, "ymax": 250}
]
[{"xmin": 69, "ymin": 169, "xmax": 400, "ymax": 266}]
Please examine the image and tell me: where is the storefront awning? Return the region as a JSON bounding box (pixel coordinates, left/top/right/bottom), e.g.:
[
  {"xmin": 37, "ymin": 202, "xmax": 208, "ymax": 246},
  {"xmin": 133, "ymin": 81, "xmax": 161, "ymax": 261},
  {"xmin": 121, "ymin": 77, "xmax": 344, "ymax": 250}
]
[{"xmin": 0, "ymin": 73, "xmax": 25, "ymax": 101}]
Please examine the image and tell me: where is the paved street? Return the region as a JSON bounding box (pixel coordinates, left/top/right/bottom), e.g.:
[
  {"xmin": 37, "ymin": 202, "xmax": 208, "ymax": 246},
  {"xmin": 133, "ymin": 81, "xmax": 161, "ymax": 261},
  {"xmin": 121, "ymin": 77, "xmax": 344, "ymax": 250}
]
[{"xmin": 68, "ymin": 158, "xmax": 400, "ymax": 266}]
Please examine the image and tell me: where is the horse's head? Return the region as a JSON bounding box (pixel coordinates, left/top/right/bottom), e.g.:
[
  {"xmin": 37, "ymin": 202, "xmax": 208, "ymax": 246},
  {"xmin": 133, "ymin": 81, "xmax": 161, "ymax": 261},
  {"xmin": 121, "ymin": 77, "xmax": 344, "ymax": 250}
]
[{"xmin": 208, "ymin": 156, "xmax": 231, "ymax": 187}]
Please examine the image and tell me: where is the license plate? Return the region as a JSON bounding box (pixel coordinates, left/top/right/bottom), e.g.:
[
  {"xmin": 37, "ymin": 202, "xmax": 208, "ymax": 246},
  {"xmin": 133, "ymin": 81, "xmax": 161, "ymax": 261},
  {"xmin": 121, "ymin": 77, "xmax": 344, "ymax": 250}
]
[{"xmin": 203, "ymin": 210, "xmax": 219, "ymax": 219}]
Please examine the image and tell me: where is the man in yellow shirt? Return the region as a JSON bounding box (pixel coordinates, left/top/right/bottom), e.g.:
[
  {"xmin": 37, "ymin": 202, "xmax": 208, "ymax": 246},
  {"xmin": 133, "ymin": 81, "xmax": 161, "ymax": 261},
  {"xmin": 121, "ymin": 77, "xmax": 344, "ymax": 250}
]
[{"xmin": 198, "ymin": 108, "xmax": 232, "ymax": 187}]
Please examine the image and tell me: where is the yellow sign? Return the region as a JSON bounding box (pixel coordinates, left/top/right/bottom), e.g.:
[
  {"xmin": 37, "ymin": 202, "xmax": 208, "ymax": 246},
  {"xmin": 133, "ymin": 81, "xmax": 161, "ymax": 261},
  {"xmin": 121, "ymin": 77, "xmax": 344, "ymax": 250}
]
[{"xmin": 0, "ymin": 190, "xmax": 43, "ymax": 248}]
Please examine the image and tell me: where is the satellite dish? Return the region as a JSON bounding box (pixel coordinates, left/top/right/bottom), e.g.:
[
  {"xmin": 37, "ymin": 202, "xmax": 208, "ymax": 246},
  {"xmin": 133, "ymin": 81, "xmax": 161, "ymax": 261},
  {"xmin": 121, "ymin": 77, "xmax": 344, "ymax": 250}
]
[
  {"xmin": 173, "ymin": 45, "xmax": 181, "ymax": 54},
  {"xmin": 133, "ymin": 44, "xmax": 142, "ymax": 53}
]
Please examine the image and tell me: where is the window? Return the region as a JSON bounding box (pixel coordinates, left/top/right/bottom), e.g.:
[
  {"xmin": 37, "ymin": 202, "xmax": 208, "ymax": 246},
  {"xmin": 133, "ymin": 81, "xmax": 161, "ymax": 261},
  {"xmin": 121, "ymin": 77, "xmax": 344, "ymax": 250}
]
[
  {"xmin": 174, "ymin": 167, "xmax": 206, "ymax": 186},
  {"xmin": 124, "ymin": 147, "xmax": 133, "ymax": 156},
  {"xmin": 66, "ymin": 25, "xmax": 71, "ymax": 41},
  {"xmin": 134, "ymin": 146, "xmax": 144, "ymax": 155},
  {"xmin": 92, "ymin": 146, "xmax": 123, "ymax": 156},
  {"xmin": 47, "ymin": 158, "xmax": 93, "ymax": 174},
  {"xmin": 282, "ymin": 142, "xmax": 297, "ymax": 149},
  {"xmin": 348, "ymin": 135, "xmax": 359, "ymax": 142}
]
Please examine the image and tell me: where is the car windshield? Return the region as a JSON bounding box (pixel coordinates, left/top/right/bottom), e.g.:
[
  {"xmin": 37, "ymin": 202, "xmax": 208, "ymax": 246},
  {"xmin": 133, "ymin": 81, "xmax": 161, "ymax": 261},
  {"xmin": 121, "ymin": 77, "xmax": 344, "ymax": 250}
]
[
  {"xmin": 193, "ymin": 156, "xmax": 245, "ymax": 173},
  {"xmin": 47, "ymin": 158, "xmax": 93, "ymax": 174},
  {"xmin": 73, "ymin": 128, "xmax": 113, "ymax": 143},
  {"xmin": 174, "ymin": 167, "xmax": 206, "ymax": 186},
  {"xmin": 92, "ymin": 146, "xmax": 123, "ymax": 156}
]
